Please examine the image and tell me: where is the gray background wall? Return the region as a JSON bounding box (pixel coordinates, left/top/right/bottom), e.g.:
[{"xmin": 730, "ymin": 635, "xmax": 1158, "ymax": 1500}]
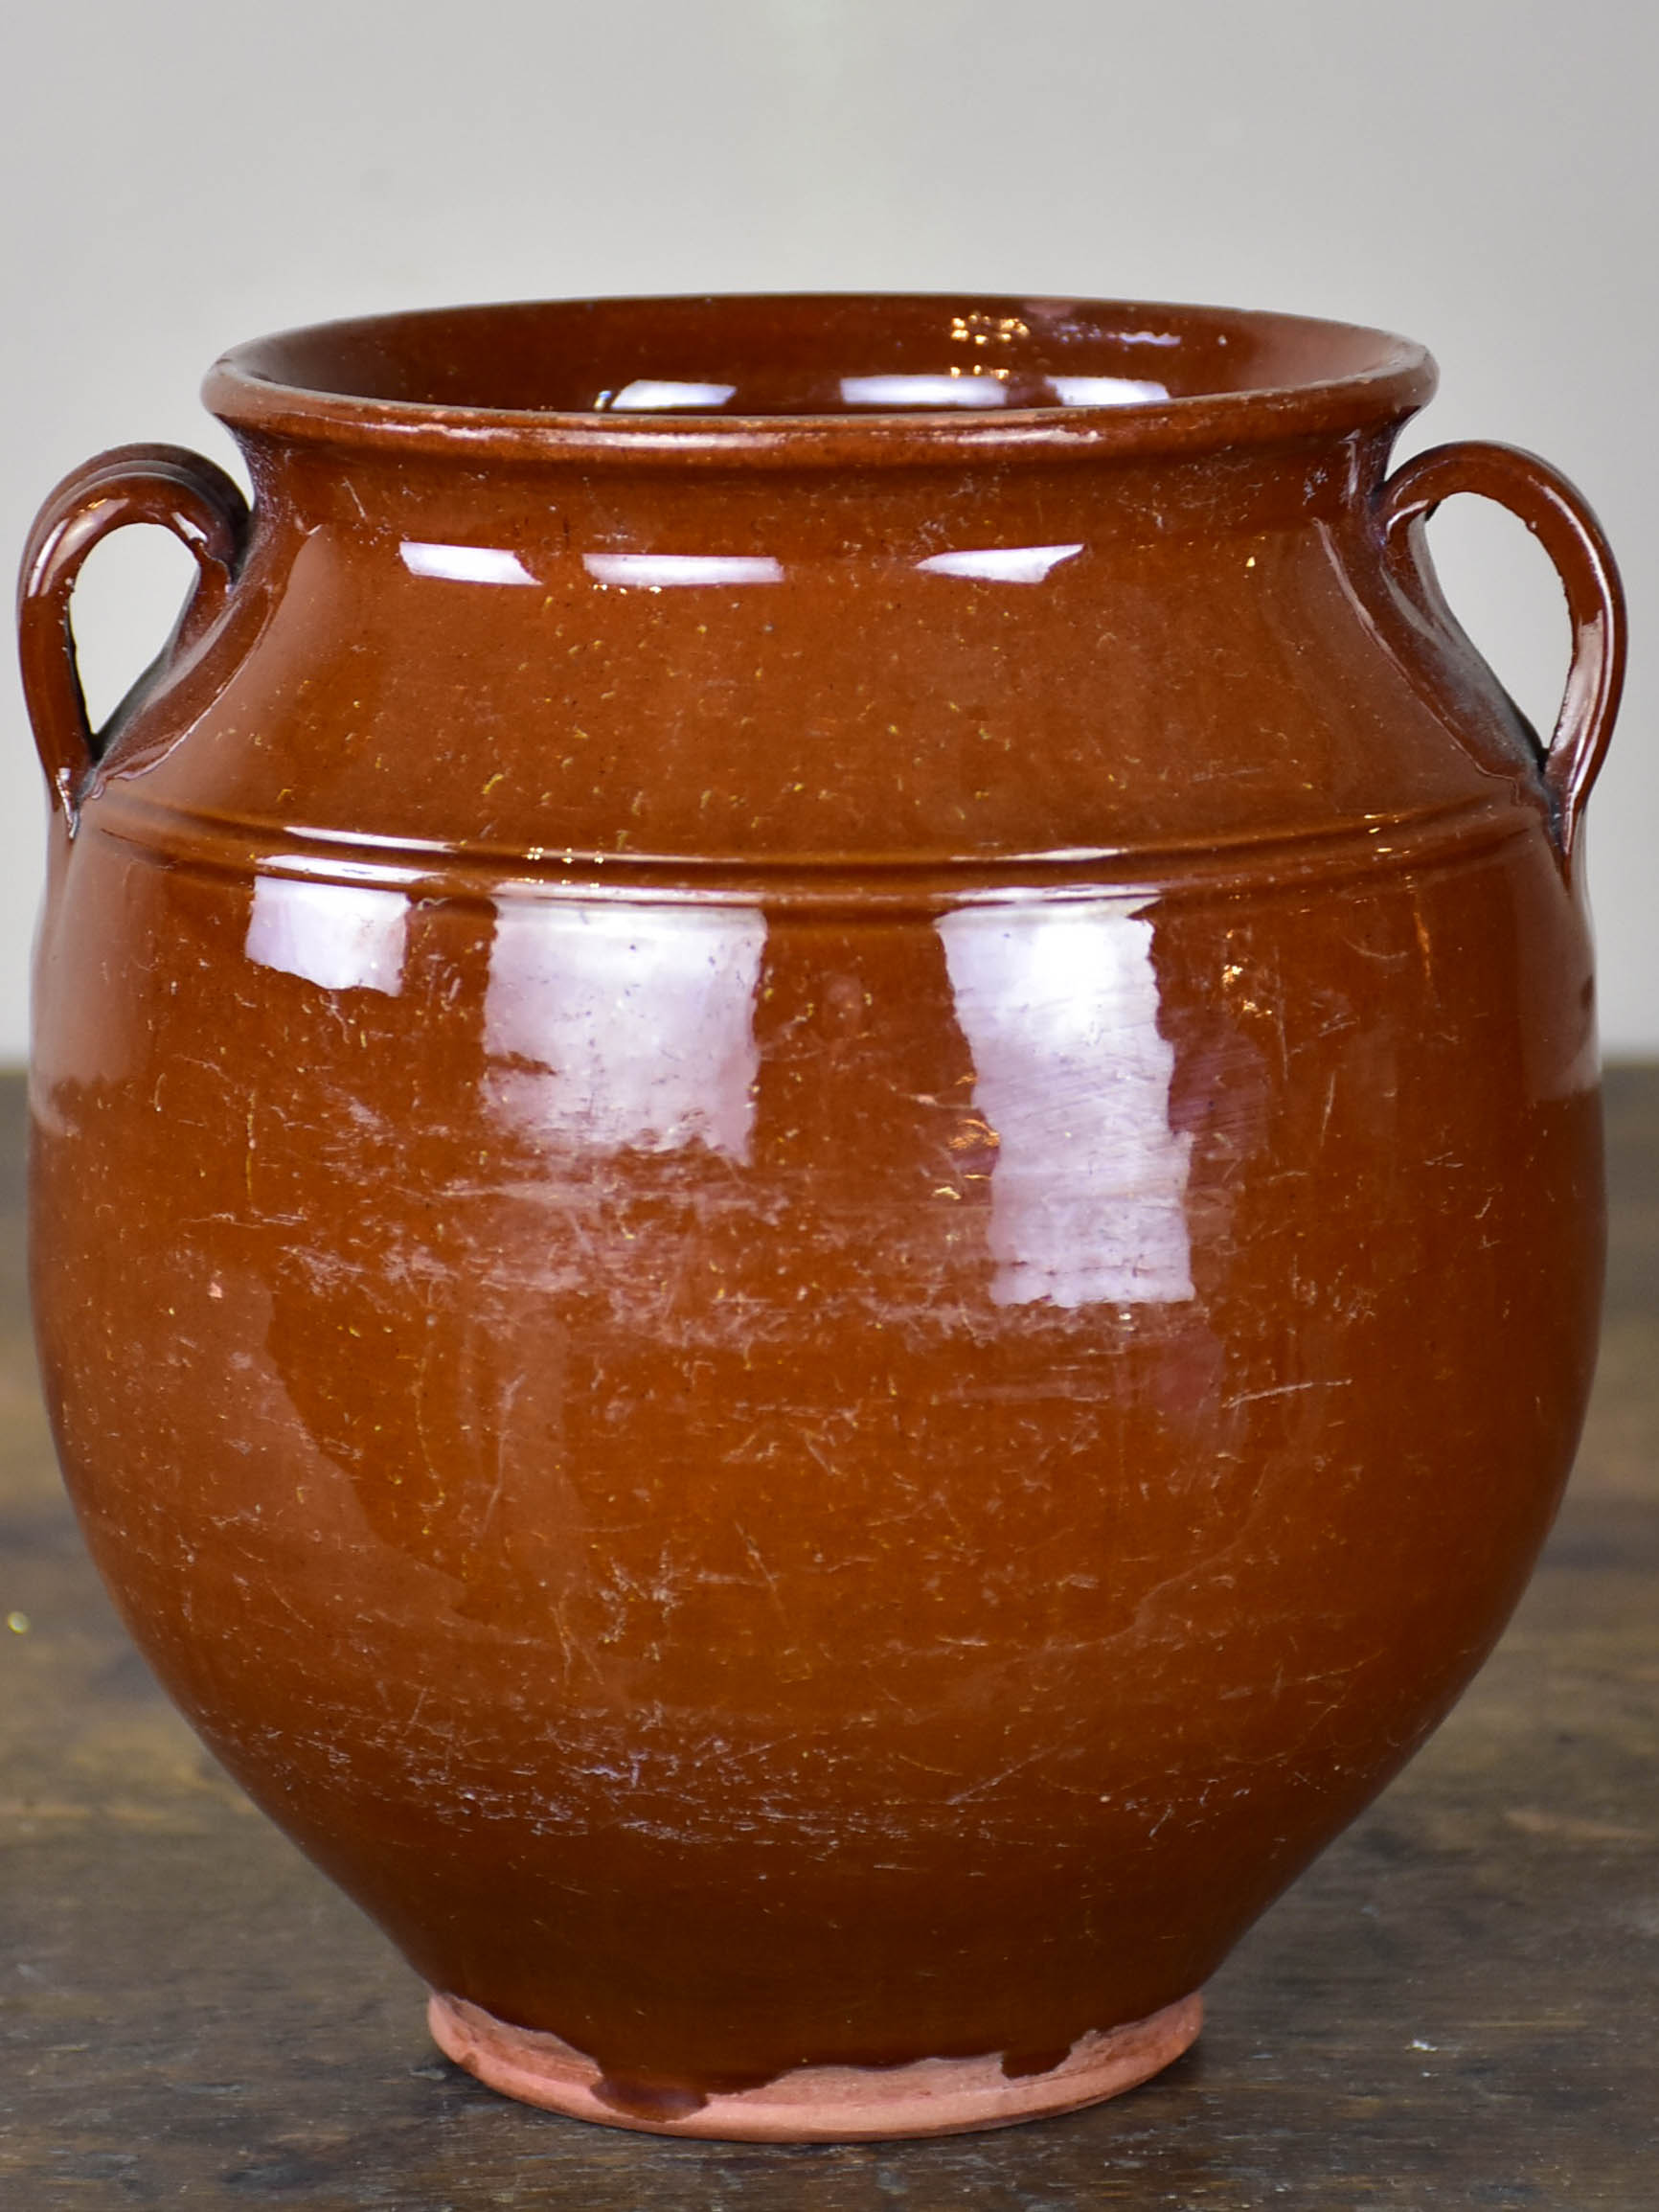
[{"xmin": 2, "ymin": 0, "xmax": 1653, "ymax": 1054}]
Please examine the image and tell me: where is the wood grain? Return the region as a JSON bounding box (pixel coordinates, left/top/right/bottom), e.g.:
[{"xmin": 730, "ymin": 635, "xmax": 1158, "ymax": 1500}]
[{"xmin": 3, "ymin": 1068, "xmax": 1654, "ymax": 2210}]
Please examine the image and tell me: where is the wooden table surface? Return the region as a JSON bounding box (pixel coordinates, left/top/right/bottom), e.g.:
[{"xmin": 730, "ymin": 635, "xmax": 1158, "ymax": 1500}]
[{"xmin": 2, "ymin": 1067, "xmax": 1654, "ymax": 2211}]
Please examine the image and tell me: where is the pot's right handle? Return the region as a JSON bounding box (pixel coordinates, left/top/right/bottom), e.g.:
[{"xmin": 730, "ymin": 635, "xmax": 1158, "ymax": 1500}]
[
  {"xmin": 17, "ymin": 443, "xmax": 249, "ymax": 829},
  {"xmin": 1376, "ymin": 440, "xmax": 1626, "ymax": 865}
]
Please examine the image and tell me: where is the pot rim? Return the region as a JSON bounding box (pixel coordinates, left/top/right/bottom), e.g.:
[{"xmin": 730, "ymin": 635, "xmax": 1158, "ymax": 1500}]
[{"xmin": 203, "ymin": 291, "xmax": 1437, "ymax": 469}]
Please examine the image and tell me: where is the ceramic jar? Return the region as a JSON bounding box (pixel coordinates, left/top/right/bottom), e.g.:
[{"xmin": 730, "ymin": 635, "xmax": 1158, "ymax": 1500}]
[{"xmin": 18, "ymin": 295, "xmax": 1625, "ymax": 2139}]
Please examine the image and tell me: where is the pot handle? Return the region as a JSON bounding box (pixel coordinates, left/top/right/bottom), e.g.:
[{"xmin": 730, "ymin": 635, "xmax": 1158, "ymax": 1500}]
[
  {"xmin": 17, "ymin": 443, "xmax": 249, "ymax": 828},
  {"xmin": 1375, "ymin": 440, "xmax": 1625, "ymax": 864}
]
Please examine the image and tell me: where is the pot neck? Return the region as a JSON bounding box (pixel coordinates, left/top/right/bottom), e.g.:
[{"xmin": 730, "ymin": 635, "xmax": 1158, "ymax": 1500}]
[{"xmin": 229, "ymin": 419, "xmax": 1411, "ymax": 557}]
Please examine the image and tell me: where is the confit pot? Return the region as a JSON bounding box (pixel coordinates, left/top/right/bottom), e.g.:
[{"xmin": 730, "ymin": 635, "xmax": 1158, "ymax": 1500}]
[{"xmin": 17, "ymin": 294, "xmax": 1625, "ymax": 2140}]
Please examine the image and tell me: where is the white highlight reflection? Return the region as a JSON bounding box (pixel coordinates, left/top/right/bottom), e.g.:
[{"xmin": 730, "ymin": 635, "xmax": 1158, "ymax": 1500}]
[
  {"xmin": 583, "ymin": 553, "xmax": 784, "ymax": 589},
  {"xmin": 840, "ymin": 375, "xmax": 1009, "ymax": 409},
  {"xmin": 1046, "ymin": 376, "xmax": 1169, "ymax": 406},
  {"xmin": 918, "ymin": 543, "xmax": 1083, "ymax": 584},
  {"xmin": 245, "ymin": 878, "xmax": 407, "ymax": 997},
  {"xmin": 607, "ymin": 380, "xmax": 738, "ymax": 411},
  {"xmin": 400, "ymin": 542, "xmax": 538, "ymax": 586},
  {"xmin": 486, "ymin": 901, "xmax": 766, "ymax": 1161},
  {"xmin": 939, "ymin": 903, "xmax": 1193, "ymax": 1308}
]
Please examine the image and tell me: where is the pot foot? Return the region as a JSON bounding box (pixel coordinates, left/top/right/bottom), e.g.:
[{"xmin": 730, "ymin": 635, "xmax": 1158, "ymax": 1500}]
[{"xmin": 426, "ymin": 1987, "xmax": 1203, "ymax": 2141}]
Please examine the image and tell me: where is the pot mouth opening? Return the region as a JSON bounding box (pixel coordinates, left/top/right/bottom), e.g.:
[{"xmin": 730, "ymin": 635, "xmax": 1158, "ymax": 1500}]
[{"xmin": 205, "ymin": 292, "xmax": 1435, "ymax": 463}]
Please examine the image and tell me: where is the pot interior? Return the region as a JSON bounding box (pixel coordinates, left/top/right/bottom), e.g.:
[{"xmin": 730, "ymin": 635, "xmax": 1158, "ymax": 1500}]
[{"xmin": 224, "ymin": 294, "xmax": 1418, "ymax": 420}]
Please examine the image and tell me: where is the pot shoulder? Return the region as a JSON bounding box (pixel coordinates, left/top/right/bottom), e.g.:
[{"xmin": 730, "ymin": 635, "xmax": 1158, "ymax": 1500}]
[{"xmin": 79, "ymin": 461, "xmax": 1546, "ymax": 874}]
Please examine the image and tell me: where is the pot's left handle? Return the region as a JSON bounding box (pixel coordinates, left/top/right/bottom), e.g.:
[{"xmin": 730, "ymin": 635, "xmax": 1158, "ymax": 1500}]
[
  {"xmin": 1376, "ymin": 440, "xmax": 1625, "ymax": 866},
  {"xmin": 17, "ymin": 443, "xmax": 249, "ymax": 829}
]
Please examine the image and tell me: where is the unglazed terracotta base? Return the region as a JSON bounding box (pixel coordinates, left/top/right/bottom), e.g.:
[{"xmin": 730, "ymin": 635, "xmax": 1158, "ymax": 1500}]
[{"xmin": 426, "ymin": 1990, "xmax": 1204, "ymax": 2141}]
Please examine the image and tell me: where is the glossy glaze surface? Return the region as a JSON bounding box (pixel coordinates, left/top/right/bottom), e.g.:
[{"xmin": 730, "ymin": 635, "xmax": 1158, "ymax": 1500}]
[{"xmin": 18, "ymin": 295, "xmax": 1625, "ymax": 2133}]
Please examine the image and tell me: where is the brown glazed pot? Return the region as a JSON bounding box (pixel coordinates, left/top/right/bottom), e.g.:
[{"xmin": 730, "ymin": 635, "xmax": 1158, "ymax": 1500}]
[{"xmin": 18, "ymin": 295, "xmax": 1625, "ymax": 2140}]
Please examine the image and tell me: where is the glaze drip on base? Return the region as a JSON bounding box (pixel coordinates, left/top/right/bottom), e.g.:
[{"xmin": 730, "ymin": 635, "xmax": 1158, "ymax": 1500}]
[{"xmin": 425, "ymin": 1990, "xmax": 1204, "ymax": 2141}]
